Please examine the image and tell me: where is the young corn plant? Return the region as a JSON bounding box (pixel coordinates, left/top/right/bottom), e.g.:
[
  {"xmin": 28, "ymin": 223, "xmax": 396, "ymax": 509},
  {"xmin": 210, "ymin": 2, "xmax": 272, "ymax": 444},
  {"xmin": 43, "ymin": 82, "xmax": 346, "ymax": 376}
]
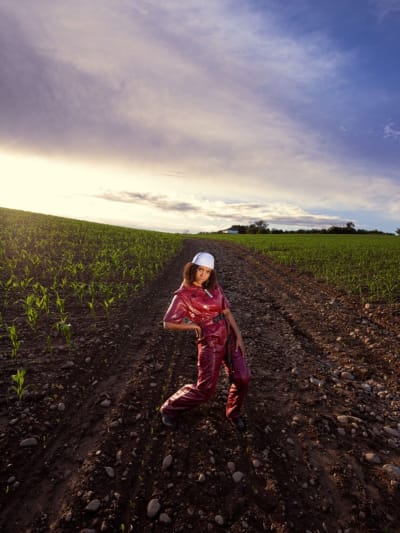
[
  {"xmin": 11, "ymin": 368, "xmax": 27, "ymax": 400},
  {"xmin": 55, "ymin": 291, "xmax": 65, "ymax": 316},
  {"xmin": 87, "ymin": 282, "xmax": 97, "ymax": 319},
  {"xmin": 52, "ymin": 289, "xmax": 73, "ymax": 346},
  {"xmin": 33, "ymin": 283, "xmax": 50, "ymax": 315},
  {"xmin": 4, "ymin": 274, "xmax": 18, "ymax": 308},
  {"xmin": 101, "ymin": 296, "xmax": 115, "ymax": 317},
  {"xmin": 7, "ymin": 325, "xmax": 21, "ymax": 358},
  {"xmin": 70, "ymin": 281, "xmax": 87, "ymax": 303},
  {"xmin": 55, "ymin": 318, "xmax": 72, "ymax": 348},
  {"xmin": 20, "ymin": 275, "xmax": 34, "ymax": 291},
  {"xmin": 88, "ymin": 299, "xmax": 96, "ymax": 317},
  {"xmin": 23, "ymin": 294, "xmax": 39, "ymax": 331},
  {"xmin": 28, "ymin": 307, "xmax": 39, "ymax": 330}
]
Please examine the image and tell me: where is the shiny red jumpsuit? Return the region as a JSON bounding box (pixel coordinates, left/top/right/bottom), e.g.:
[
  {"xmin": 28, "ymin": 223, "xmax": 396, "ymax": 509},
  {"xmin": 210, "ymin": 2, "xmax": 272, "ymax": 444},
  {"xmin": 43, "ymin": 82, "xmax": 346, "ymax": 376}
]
[{"xmin": 160, "ymin": 283, "xmax": 251, "ymax": 421}]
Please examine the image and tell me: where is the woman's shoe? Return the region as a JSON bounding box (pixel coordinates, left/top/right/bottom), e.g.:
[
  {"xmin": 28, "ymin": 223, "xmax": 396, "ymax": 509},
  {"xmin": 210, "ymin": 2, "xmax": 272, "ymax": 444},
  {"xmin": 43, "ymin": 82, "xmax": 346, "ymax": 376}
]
[
  {"xmin": 231, "ymin": 416, "xmax": 246, "ymax": 432},
  {"xmin": 160, "ymin": 410, "xmax": 177, "ymax": 428}
]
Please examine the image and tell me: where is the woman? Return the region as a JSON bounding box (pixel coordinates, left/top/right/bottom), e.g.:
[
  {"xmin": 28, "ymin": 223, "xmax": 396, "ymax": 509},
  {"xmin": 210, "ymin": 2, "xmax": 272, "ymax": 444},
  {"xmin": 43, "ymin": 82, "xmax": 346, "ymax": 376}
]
[{"xmin": 160, "ymin": 252, "xmax": 251, "ymax": 431}]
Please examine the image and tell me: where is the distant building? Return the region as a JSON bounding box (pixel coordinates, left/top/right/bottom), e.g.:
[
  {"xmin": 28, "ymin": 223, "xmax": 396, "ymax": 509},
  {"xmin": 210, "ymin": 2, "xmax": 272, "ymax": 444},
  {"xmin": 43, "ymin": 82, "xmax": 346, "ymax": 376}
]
[{"xmin": 220, "ymin": 227, "xmax": 239, "ymax": 234}]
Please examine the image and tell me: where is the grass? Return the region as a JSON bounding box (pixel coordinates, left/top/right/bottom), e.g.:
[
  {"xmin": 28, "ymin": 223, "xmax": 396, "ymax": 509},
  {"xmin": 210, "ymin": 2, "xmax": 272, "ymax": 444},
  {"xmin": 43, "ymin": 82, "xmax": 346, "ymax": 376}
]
[{"xmin": 203, "ymin": 233, "xmax": 400, "ymax": 303}]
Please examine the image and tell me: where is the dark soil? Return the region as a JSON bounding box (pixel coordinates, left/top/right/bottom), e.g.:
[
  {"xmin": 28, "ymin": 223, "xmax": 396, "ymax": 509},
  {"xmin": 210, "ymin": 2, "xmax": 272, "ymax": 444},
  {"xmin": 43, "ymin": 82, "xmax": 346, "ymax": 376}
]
[{"xmin": 1, "ymin": 239, "xmax": 400, "ymax": 533}]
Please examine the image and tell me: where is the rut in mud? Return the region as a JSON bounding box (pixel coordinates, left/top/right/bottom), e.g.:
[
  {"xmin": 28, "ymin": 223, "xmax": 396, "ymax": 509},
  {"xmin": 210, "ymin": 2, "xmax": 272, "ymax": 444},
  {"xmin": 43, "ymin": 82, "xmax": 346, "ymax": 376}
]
[{"xmin": 1, "ymin": 239, "xmax": 399, "ymax": 533}]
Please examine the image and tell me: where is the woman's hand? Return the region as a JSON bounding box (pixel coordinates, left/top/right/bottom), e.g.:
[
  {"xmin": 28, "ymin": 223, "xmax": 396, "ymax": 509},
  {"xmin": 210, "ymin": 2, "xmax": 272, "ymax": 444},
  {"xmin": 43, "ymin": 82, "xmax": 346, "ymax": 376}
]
[
  {"xmin": 192, "ymin": 324, "xmax": 202, "ymax": 339},
  {"xmin": 235, "ymin": 335, "xmax": 246, "ymax": 357}
]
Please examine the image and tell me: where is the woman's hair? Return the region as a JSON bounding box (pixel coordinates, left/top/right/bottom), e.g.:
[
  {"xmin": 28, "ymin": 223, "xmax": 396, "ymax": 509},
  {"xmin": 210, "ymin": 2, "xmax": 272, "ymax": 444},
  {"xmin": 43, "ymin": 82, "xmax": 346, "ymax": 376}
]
[{"xmin": 183, "ymin": 262, "xmax": 217, "ymax": 290}]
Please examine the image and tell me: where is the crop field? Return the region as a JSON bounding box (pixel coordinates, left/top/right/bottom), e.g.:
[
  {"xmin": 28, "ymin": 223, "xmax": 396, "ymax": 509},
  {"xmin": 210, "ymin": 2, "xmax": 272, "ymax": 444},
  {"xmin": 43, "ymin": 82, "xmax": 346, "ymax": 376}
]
[
  {"xmin": 208, "ymin": 233, "xmax": 400, "ymax": 303},
  {"xmin": 1, "ymin": 209, "xmax": 400, "ymax": 532},
  {"xmin": 0, "ymin": 207, "xmax": 183, "ymax": 375}
]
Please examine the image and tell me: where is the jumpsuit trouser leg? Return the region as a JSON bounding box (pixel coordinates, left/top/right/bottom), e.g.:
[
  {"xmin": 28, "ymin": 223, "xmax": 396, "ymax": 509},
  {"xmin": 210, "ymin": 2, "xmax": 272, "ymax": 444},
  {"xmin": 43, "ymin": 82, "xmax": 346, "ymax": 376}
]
[
  {"xmin": 224, "ymin": 346, "xmax": 251, "ymax": 420},
  {"xmin": 161, "ymin": 335, "xmax": 251, "ymax": 420},
  {"xmin": 160, "ymin": 339, "xmax": 223, "ymax": 416}
]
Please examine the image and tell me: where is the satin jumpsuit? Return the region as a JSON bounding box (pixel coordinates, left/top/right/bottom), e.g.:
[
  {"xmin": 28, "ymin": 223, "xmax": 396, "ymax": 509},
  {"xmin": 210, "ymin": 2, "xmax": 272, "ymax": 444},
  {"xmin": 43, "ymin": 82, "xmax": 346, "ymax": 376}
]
[{"xmin": 160, "ymin": 282, "xmax": 251, "ymax": 421}]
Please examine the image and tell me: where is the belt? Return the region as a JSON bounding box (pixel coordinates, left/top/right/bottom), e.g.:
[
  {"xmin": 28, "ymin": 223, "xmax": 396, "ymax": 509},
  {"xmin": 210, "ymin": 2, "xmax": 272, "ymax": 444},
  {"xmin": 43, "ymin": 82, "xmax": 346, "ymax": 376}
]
[{"xmin": 202, "ymin": 313, "xmax": 225, "ymax": 327}]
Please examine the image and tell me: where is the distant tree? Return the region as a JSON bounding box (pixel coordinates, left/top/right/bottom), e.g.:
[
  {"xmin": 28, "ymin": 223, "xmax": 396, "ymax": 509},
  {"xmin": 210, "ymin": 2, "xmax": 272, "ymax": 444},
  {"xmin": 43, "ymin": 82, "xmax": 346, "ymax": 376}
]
[
  {"xmin": 214, "ymin": 220, "xmax": 391, "ymax": 236},
  {"xmin": 247, "ymin": 220, "xmax": 269, "ymax": 234},
  {"xmin": 396, "ymin": 228, "xmax": 400, "ymax": 236},
  {"xmin": 326, "ymin": 221, "xmax": 357, "ymax": 234}
]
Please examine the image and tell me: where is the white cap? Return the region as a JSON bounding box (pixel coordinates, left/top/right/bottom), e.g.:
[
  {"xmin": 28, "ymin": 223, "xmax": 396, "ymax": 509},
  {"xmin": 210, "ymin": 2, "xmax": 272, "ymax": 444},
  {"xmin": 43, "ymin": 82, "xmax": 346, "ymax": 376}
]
[{"xmin": 192, "ymin": 252, "xmax": 215, "ymax": 269}]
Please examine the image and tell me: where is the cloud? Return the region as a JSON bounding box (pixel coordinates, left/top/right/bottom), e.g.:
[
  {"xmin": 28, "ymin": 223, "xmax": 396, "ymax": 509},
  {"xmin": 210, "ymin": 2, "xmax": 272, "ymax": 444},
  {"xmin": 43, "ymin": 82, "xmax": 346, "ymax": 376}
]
[
  {"xmin": 383, "ymin": 122, "xmax": 400, "ymax": 141},
  {"xmin": 96, "ymin": 190, "xmax": 346, "ymax": 228},
  {"xmin": 98, "ymin": 191, "xmax": 202, "ymax": 214},
  {"xmin": 0, "ymin": 5, "xmax": 122, "ymax": 155},
  {"xmin": 369, "ymin": 0, "xmax": 400, "ymax": 20},
  {"xmin": 1, "ymin": 0, "xmax": 399, "ymax": 233},
  {"xmin": 0, "ymin": 1, "xmax": 352, "ymax": 166}
]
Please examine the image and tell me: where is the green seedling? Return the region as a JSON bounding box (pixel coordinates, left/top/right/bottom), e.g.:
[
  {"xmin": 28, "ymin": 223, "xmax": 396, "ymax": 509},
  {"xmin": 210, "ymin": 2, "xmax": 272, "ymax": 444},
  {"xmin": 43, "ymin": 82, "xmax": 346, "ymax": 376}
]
[
  {"xmin": 11, "ymin": 368, "xmax": 27, "ymax": 400},
  {"xmin": 70, "ymin": 281, "xmax": 87, "ymax": 303},
  {"xmin": 33, "ymin": 283, "xmax": 50, "ymax": 315},
  {"xmin": 22, "ymin": 294, "xmax": 39, "ymax": 330},
  {"xmin": 101, "ymin": 296, "xmax": 114, "ymax": 317},
  {"xmin": 26, "ymin": 304, "xmax": 39, "ymax": 331},
  {"xmin": 7, "ymin": 325, "xmax": 21, "ymax": 358},
  {"xmin": 88, "ymin": 299, "xmax": 96, "ymax": 317},
  {"xmin": 55, "ymin": 319, "xmax": 72, "ymax": 347},
  {"xmin": 55, "ymin": 291, "xmax": 65, "ymax": 315}
]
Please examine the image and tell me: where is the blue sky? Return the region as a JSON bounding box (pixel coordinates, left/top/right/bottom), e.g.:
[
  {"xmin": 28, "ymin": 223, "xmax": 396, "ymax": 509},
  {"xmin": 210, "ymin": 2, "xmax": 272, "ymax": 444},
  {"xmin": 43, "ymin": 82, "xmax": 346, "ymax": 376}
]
[{"xmin": 1, "ymin": 0, "xmax": 399, "ymax": 233}]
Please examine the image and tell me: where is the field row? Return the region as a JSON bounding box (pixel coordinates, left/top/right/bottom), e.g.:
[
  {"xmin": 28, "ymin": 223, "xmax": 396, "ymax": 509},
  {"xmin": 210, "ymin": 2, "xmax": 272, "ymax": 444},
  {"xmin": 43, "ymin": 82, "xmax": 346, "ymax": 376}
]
[{"xmin": 207, "ymin": 233, "xmax": 400, "ymax": 303}]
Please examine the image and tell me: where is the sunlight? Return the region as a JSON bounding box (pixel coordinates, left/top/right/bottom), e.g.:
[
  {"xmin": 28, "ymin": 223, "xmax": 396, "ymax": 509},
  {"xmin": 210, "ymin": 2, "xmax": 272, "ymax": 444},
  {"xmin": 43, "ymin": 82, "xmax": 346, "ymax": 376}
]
[
  {"xmin": 1, "ymin": 151, "xmax": 93, "ymax": 211},
  {"xmin": 0, "ymin": 149, "xmax": 208, "ymax": 231},
  {"xmin": 0, "ymin": 150, "xmax": 150, "ymax": 220}
]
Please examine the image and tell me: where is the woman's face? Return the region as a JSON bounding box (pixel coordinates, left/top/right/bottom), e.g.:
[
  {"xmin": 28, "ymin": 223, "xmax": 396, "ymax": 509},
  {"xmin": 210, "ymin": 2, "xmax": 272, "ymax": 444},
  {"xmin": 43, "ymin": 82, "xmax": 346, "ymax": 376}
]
[{"xmin": 194, "ymin": 265, "xmax": 212, "ymax": 286}]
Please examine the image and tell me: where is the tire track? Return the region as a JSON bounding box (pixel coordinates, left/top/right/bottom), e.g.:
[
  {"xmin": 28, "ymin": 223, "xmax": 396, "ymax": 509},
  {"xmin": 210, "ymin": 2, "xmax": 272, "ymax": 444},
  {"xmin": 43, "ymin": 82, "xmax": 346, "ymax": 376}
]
[{"xmin": 47, "ymin": 239, "xmax": 286, "ymax": 532}]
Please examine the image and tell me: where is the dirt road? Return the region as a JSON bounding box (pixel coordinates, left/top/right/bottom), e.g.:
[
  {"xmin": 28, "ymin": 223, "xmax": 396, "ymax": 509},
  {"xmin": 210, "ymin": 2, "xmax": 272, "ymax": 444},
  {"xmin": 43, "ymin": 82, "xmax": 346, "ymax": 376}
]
[{"xmin": 1, "ymin": 239, "xmax": 399, "ymax": 532}]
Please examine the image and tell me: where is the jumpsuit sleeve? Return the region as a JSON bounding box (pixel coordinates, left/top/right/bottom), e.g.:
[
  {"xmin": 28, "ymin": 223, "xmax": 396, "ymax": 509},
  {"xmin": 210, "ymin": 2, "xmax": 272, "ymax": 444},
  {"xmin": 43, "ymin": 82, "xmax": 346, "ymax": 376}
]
[{"xmin": 163, "ymin": 293, "xmax": 189, "ymax": 324}]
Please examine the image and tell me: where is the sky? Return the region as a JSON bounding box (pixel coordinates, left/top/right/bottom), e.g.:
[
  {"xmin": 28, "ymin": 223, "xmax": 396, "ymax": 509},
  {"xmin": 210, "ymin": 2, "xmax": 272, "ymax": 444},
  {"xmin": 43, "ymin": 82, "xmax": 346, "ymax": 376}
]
[{"xmin": 1, "ymin": 0, "xmax": 400, "ymax": 234}]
